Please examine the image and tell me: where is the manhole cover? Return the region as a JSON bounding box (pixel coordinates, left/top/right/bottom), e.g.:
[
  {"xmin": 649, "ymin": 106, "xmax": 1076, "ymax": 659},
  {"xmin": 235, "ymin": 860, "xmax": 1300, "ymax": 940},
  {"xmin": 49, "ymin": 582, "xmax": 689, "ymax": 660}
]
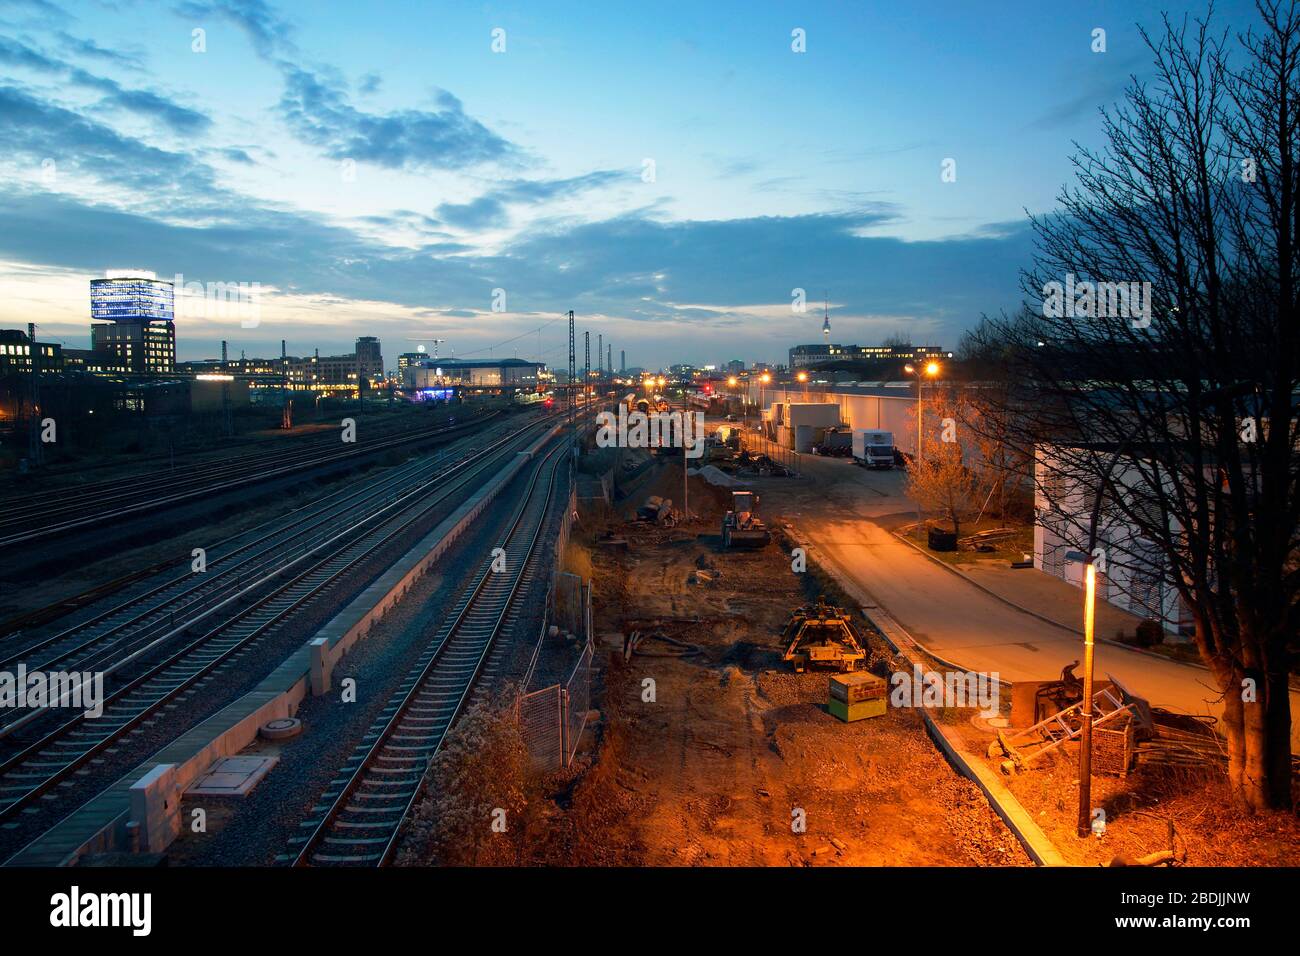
[{"xmin": 259, "ymin": 717, "xmax": 302, "ymax": 740}]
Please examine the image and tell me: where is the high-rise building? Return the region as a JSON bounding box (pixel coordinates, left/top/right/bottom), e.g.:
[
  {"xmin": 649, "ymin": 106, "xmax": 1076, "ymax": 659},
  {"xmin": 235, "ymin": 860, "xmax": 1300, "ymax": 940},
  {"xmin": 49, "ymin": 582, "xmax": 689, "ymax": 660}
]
[
  {"xmin": 89, "ymin": 271, "xmax": 176, "ymax": 374},
  {"xmin": 355, "ymin": 336, "xmax": 383, "ymax": 385}
]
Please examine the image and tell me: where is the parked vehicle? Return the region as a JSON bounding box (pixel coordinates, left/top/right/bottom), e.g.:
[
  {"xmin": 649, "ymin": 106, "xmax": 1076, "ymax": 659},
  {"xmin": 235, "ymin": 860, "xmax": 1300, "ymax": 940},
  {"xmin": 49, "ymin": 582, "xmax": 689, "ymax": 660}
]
[{"xmin": 852, "ymin": 429, "xmax": 895, "ymax": 468}]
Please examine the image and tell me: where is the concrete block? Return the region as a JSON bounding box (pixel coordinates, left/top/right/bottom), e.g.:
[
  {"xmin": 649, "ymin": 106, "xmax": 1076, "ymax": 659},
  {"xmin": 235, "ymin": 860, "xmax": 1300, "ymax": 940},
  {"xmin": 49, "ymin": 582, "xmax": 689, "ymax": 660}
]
[
  {"xmin": 310, "ymin": 637, "xmax": 331, "ymax": 696},
  {"xmin": 128, "ymin": 764, "xmax": 180, "ymax": 854}
]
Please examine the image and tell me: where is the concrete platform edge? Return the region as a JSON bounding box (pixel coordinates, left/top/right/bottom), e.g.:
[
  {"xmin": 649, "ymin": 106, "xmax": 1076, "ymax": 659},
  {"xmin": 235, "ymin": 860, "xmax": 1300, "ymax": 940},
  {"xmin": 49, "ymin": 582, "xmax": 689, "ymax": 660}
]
[{"xmin": 4, "ymin": 426, "xmax": 560, "ymax": 867}]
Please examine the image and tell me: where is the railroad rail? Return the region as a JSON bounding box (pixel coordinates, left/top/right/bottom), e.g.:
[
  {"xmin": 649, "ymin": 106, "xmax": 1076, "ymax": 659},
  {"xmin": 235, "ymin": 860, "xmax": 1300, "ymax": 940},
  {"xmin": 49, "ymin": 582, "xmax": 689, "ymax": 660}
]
[
  {"xmin": 0, "ymin": 411, "xmax": 498, "ymax": 549},
  {"xmin": 0, "ymin": 413, "xmax": 531, "ymax": 697},
  {"xmin": 288, "ymin": 440, "xmax": 566, "ymax": 866},
  {"xmin": 0, "ymin": 418, "xmax": 559, "ymax": 824}
]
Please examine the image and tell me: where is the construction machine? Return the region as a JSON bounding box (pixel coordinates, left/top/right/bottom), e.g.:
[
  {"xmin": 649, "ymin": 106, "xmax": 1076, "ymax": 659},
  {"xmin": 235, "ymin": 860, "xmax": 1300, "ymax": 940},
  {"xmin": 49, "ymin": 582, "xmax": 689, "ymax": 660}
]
[
  {"xmin": 781, "ymin": 599, "xmax": 866, "ymax": 672},
  {"xmin": 721, "ymin": 490, "xmax": 771, "ymax": 548}
]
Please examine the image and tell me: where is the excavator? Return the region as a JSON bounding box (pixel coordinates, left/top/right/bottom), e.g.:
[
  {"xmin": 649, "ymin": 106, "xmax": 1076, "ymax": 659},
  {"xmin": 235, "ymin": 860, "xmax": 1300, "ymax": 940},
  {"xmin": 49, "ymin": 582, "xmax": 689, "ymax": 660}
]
[{"xmin": 720, "ymin": 490, "xmax": 771, "ymax": 549}]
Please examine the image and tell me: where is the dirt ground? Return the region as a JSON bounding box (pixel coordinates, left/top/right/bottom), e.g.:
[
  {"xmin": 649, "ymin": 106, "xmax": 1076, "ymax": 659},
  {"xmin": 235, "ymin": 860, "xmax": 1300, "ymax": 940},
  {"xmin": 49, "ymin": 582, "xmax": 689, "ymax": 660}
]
[
  {"xmin": 937, "ymin": 713, "xmax": 1300, "ymax": 867},
  {"xmin": 535, "ymin": 462, "xmax": 1030, "ymax": 866}
]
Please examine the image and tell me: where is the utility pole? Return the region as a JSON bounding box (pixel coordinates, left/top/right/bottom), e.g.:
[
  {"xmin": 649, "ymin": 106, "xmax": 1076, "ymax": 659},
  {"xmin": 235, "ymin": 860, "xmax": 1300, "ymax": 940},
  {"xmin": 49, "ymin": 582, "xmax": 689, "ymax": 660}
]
[
  {"xmin": 281, "ymin": 339, "xmax": 292, "ymax": 429},
  {"xmin": 607, "ymin": 344, "xmax": 612, "ymax": 380},
  {"xmin": 567, "ymin": 310, "xmax": 576, "ymax": 446},
  {"xmin": 597, "ymin": 333, "xmax": 603, "ymax": 376},
  {"xmin": 27, "ymin": 323, "xmax": 40, "ymax": 467},
  {"xmin": 583, "ymin": 330, "xmax": 590, "ymax": 406}
]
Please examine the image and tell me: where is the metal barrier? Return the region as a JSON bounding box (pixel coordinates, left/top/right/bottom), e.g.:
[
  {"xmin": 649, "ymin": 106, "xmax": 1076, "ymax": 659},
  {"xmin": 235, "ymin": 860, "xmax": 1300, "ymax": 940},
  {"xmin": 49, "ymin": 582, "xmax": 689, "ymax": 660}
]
[
  {"xmin": 562, "ymin": 639, "xmax": 594, "ymax": 765},
  {"xmin": 516, "ymin": 456, "xmax": 595, "ymax": 769},
  {"xmin": 518, "ymin": 683, "xmax": 563, "ymax": 769},
  {"xmin": 518, "ymin": 638, "xmax": 593, "ymax": 770},
  {"xmin": 740, "ymin": 426, "xmax": 802, "ymax": 476}
]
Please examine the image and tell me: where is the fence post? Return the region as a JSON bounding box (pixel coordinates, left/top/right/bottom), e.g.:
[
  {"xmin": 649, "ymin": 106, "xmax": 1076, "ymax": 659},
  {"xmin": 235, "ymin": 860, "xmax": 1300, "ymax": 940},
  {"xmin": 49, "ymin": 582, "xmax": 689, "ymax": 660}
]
[{"xmin": 559, "ymin": 687, "xmax": 570, "ymax": 768}]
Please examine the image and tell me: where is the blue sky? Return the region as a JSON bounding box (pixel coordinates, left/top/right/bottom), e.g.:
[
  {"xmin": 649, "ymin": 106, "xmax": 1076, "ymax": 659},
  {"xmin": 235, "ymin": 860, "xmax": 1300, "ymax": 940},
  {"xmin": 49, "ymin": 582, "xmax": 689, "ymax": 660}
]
[{"xmin": 0, "ymin": 0, "xmax": 1249, "ymax": 368}]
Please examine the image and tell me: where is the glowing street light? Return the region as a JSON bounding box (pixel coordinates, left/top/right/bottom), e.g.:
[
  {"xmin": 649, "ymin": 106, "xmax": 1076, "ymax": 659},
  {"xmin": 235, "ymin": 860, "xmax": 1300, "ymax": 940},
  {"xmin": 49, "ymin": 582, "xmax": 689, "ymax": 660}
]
[
  {"xmin": 727, "ymin": 376, "xmax": 738, "ymax": 387},
  {"xmin": 904, "ymin": 360, "xmax": 942, "ymax": 534},
  {"xmin": 1078, "ymin": 561, "xmax": 1098, "ymax": 837}
]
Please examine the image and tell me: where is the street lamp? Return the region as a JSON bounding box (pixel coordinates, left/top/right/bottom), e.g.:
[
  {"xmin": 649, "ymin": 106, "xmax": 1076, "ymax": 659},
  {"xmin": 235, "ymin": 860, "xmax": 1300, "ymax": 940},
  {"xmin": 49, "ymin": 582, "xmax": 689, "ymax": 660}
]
[
  {"xmin": 797, "ymin": 369, "xmax": 809, "ymax": 401},
  {"xmin": 1079, "ymin": 561, "xmax": 1098, "ymax": 836},
  {"xmin": 904, "ymin": 360, "xmax": 941, "ymax": 536}
]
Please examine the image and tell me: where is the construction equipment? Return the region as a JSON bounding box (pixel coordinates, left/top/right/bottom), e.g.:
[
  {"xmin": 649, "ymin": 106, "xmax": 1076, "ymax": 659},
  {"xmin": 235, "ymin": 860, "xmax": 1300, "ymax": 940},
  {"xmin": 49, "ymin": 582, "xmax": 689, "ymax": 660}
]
[
  {"xmin": 721, "ymin": 490, "xmax": 771, "ymax": 548},
  {"xmin": 781, "ymin": 599, "xmax": 866, "ymax": 672},
  {"xmin": 828, "ymin": 671, "xmax": 887, "ymax": 721}
]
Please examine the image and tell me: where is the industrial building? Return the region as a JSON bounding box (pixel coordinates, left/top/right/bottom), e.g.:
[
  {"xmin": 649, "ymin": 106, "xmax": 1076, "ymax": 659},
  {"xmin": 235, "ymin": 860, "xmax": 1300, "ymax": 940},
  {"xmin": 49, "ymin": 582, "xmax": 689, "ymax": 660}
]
[
  {"xmin": 403, "ymin": 357, "xmax": 546, "ymax": 390},
  {"xmin": 788, "ymin": 343, "xmax": 949, "ymax": 370},
  {"xmin": 1034, "ymin": 444, "xmax": 1191, "ymax": 637},
  {"xmin": 751, "ymin": 381, "xmax": 920, "ymax": 455},
  {"xmin": 0, "ymin": 329, "xmax": 62, "ymax": 375}
]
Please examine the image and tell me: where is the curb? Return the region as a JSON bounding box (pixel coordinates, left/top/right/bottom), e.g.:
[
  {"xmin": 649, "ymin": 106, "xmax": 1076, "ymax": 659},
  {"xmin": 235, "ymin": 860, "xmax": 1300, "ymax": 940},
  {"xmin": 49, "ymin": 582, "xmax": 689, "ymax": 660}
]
[
  {"xmin": 784, "ymin": 529, "xmax": 1069, "ymax": 868},
  {"xmin": 890, "ymin": 530, "xmax": 1214, "ymax": 673}
]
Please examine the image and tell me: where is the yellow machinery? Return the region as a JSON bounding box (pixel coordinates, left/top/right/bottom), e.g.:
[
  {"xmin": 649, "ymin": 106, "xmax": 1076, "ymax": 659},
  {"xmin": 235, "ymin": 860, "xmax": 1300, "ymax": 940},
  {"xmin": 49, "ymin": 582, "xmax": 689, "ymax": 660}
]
[
  {"xmin": 781, "ymin": 599, "xmax": 866, "ymax": 672},
  {"xmin": 721, "ymin": 491, "xmax": 771, "ymax": 549}
]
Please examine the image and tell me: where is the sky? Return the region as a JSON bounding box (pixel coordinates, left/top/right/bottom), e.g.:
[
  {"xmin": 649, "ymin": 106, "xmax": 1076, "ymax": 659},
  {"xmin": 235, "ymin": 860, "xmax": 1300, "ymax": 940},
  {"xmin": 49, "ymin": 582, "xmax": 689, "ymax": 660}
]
[{"xmin": 0, "ymin": 0, "xmax": 1254, "ymax": 369}]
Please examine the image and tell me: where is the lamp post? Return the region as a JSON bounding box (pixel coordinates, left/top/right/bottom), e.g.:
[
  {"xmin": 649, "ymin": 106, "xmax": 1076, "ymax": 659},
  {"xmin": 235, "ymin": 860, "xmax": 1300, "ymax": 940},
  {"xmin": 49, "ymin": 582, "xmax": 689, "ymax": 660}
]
[
  {"xmin": 903, "ymin": 360, "xmax": 941, "ymax": 535},
  {"xmin": 797, "ymin": 369, "xmax": 809, "ymax": 402},
  {"xmin": 1078, "ymin": 560, "xmax": 1098, "ymax": 836}
]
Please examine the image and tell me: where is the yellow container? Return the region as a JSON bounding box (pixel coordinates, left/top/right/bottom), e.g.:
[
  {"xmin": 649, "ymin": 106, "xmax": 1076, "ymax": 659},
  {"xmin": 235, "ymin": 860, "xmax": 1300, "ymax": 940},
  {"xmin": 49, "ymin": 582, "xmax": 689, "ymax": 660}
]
[
  {"xmin": 828, "ymin": 696, "xmax": 887, "ymax": 722},
  {"xmin": 829, "ymin": 672, "xmax": 886, "ymax": 703}
]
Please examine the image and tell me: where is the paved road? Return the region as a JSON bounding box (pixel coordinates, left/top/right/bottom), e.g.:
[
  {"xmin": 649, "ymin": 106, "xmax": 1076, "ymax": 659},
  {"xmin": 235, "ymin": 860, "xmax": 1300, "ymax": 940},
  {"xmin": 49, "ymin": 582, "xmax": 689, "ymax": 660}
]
[{"xmin": 752, "ymin": 452, "xmax": 1300, "ymax": 751}]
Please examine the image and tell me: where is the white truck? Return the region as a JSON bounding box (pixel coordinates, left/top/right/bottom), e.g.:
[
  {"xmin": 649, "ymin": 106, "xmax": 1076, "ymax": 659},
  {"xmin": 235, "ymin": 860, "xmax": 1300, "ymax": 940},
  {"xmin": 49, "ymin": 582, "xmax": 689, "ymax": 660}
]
[{"xmin": 852, "ymin": 429, "xmax": 895, "ymax": 469}]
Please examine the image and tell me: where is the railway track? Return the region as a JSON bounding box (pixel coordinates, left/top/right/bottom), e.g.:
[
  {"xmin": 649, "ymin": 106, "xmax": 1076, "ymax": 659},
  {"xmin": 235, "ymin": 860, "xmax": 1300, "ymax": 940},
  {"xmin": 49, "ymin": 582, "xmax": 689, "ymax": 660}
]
[
  {"xmin": 288, "ymin": 440, "xmax": 566, "ymax": 866},
  {"xmin": 0, "ymin": 413, "xmax": 533, "ymax": 699},
  {"xmin": 0, "ymin": 418, "xmax": 560, "ymax": 825},
  {"xmin": 0, "ymin": 411, "xmax": 497, "ymax": 550}
]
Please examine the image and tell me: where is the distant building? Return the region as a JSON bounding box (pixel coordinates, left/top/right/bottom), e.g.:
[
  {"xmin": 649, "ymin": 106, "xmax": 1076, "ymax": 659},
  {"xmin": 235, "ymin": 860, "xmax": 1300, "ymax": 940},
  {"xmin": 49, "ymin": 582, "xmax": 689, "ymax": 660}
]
[
  {"xmin": 788, "ymin": 343, "xmax": 950, "ymax": 369},
  {"xmin": 355, "ymin": 336, "xmax": 383, "ymax": 385},
  {"xmin": 397, "ymin": 352, "xmax": 426, "ymax": 375},
  {"xmin": 0, "ymin": 329, "xmax": 62, "ymax": 375},
  {"xmin": 725, "ymin": 359, "xmax": 746, "ymax": 374},
  {"xmin": 89, "ymin": 271, "xmax": 176, "ymax": 374},
  {"xmin": 403, "ymin": 358, "xmax": 545, "ymax": 390}
]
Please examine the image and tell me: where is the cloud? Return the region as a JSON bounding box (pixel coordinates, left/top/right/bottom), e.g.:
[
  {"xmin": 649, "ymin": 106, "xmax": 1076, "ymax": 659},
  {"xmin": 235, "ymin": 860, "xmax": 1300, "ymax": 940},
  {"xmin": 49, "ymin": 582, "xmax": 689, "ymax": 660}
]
[
  {"xmin": 0, "ymin": 84, "xmax": 219, "ymax": 200},
  {"xmin": 178, "ymin": 0, "xmax": 513, "ymax": 172},
  {"xmin": 175, "ymin": 0, "xmax": 296, "ymax": 59},
  {"xmin": 277, "ymin": 66, "xmax": 517, "ymax": 171},
  {"xmin": 0, "ymin": 36, "xmax": 210, "ymax": 134},
  {"xmin": 437, "ymin": 170, "xmax": 630, "ymax": 230},
  {"xmin": 55, "ymin": 31, "xmax": 145, "ymax": 71}
]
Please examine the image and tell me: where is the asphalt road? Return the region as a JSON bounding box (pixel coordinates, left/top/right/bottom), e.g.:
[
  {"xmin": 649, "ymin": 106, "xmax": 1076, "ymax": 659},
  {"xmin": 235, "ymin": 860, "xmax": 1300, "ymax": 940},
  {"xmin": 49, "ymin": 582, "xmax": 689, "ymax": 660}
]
[{"xmin": 751, "ymin": 450, "xmax": 1300, "ymax": 752}]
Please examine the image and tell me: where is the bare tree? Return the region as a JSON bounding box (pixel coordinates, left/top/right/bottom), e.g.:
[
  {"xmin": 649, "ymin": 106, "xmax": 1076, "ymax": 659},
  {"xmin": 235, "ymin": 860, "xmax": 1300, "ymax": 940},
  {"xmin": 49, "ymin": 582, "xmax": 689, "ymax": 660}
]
[
  {"xmin": 906, "ymin": 389, "xmax": 979, "ymax": 537},
  {"xmin": 968, "ymin": 3, "xmax": 1299, "ymax": 810}
]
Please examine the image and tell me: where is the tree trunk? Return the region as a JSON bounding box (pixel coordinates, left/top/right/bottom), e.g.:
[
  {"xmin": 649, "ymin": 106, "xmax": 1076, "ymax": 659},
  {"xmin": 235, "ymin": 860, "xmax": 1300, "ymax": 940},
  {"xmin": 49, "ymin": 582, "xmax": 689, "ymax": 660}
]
[{"xmin": 1264, "ymin": 666, "xmax": 1294, "ymax": 809}]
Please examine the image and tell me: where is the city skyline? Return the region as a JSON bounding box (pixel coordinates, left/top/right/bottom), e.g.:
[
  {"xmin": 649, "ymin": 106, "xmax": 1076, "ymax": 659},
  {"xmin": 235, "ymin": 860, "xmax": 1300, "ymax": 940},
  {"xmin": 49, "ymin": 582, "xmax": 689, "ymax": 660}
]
[{"xmin": 0, "ymin": 0, "xmax": 1254, "ymax": 366}]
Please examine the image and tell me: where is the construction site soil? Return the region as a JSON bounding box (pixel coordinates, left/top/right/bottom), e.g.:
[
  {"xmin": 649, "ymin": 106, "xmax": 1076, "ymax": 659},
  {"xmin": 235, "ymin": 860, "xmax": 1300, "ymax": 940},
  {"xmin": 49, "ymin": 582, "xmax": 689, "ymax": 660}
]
[{"xmin": 408, "ymin": 459, "xmax": 1031, "ymax": 866}]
